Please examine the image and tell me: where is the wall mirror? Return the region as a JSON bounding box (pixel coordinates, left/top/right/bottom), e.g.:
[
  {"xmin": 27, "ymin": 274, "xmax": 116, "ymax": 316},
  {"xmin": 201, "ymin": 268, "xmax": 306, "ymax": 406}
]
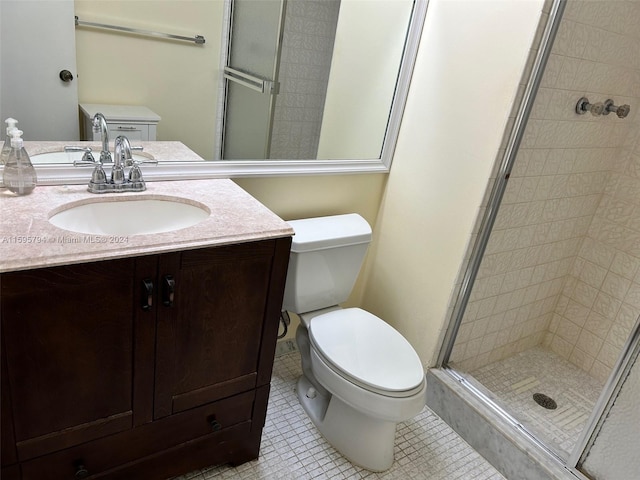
[{"xmin": 0, "ymin": 0, "xmax": 427, "ymax": 183}]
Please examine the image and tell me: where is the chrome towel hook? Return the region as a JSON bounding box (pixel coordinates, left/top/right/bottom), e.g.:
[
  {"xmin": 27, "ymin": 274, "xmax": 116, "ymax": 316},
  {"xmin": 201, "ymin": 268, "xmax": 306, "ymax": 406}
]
[
  {"xmin": 603, "ymin": 99, "xmax": 631, "ymax": 118},
  {"xmin": 576, "ymin": 97, "xmax": 631, "ymax": 118},
  {"xmin": 575, "ymin": 97, "xmax": 605, "ymax": 116}
]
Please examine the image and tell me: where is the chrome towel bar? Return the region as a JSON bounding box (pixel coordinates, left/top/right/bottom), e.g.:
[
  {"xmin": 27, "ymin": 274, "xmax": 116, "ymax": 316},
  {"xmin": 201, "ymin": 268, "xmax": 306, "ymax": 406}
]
[{"xmin": 74, "ymin": 16, "xmax": 205, "ymax": 45}]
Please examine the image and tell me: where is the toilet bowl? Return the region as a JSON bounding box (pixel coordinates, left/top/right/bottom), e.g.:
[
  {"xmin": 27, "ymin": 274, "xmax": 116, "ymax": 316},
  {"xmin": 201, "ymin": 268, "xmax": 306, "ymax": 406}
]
[{"xmin": 283, "ymin": 214, "xmax": 426, "ymax": 471}]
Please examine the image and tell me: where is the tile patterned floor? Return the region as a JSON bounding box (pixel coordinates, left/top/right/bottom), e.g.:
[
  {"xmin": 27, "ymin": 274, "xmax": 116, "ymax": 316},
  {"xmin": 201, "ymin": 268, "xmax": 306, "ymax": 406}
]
[
  {"xmin": 174, "ymin": 350, "xmax": 505, "ymax": 480},
  {"xmin": 469, "ymin": 346, "xmax": 604, "ymax": 456}
]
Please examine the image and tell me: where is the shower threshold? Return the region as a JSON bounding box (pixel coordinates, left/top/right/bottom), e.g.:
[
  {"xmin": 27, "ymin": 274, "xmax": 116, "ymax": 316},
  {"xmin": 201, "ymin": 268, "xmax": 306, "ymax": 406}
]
[{"xmin": 426, "ymin": 367, "xmax": 590, "ymax": 480}]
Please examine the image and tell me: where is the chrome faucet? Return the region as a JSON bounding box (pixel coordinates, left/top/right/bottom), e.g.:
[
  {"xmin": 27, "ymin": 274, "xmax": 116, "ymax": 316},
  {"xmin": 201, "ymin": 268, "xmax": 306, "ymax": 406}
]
[
  {"xmin": 73, "ymin": 134, "xmax": 148, "ymax": 193},
  {"xmin": 92, "ymin": 112, "xmax": 112, "ymax": 164}
]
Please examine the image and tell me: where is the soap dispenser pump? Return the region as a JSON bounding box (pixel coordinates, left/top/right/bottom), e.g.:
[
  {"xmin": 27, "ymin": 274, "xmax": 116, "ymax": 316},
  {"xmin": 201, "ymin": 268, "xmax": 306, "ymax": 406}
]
[
  {"xmin": 1, "ymin": 117, "xmax": 19, "ymax": 165},
  {"xmin": 3, "ymin": 129, "xmax": 37, "ymax": 195}
]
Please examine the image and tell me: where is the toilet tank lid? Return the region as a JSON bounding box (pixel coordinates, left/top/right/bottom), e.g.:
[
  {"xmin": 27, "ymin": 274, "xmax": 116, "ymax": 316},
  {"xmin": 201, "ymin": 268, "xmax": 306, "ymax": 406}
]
[{"xmin": 288, "ymin": 214, "xmax": 372, "ymax": 253}]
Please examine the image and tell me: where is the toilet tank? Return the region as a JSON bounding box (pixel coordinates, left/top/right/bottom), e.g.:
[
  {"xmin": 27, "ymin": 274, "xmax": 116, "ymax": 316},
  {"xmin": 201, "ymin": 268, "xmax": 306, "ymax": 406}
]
[{"xmin": 282, "ymin": 214, "xmax": 372, "ymax": 314}]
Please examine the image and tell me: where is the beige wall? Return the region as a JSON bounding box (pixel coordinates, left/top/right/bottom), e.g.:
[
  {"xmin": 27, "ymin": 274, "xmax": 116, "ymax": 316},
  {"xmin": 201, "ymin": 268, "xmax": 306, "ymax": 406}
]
[
  {"xmin": 360, "ymin": 0, "xmax": 544, "ymax": 367},
  {"xmin": 318, "ymin": 0, "xmax": 413, "ymax": 159},
  {"xmin": 234, "ymin": 174, "xmax": 385, "ymax": 226}
]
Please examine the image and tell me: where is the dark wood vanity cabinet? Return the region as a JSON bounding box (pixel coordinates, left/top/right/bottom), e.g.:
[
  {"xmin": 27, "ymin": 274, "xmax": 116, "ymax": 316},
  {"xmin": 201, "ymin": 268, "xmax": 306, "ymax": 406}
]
[{"xmin": 1, "ymin": 237, "xmax": 291, "ymax": 480}]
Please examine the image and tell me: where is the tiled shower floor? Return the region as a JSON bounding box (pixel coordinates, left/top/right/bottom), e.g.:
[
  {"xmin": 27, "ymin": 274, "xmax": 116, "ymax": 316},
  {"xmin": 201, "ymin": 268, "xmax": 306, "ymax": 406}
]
[
  {"xmin": 174, "ymin": 350, "xmax": 505, "ymax": 480},
  {"xmin": 469, "ymin": 346, "xmax": 605, "ymax": 456}
]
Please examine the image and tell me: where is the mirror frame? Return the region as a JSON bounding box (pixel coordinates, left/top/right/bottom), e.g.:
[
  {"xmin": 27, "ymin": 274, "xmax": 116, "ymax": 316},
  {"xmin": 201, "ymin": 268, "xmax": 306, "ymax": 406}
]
[{"xmin": 32, "ymin": 0, "xmax": 428, "ymax": 185}]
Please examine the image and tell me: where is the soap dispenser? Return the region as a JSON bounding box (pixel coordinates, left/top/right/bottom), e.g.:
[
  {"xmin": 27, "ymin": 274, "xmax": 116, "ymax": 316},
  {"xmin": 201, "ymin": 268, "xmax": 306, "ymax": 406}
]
[
  {"xmin": 3, "ymin": 129, "xmax": 37, "ymax": 195},
  {"xmin": 1, "ymin": 117, "xmax": 19, "ymax": 165}
]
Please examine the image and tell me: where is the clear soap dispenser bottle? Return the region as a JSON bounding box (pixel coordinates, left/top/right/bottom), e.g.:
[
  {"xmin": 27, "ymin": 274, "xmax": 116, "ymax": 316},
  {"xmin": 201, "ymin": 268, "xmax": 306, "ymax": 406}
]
[
  {"xmin": 1, "ymin": 117, "xmax": 19, "ymax": 165},
  {"xmin": 3, "ymin": 129, "xmax": 37, "ymax": 195}
]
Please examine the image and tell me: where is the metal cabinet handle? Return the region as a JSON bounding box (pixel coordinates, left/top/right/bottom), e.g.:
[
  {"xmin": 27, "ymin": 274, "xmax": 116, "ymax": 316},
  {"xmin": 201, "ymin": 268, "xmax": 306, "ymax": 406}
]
[
  {"xmin": 141, "ymin": 279, "xmax": 153, "ymax": 310},
  {"xmin": 162, "ymin": 275, "xmax": 175, "ymax": 306},
  {"xmin": 74, "ymin": 461, "xmax": 89, "ymax": 479},
  {"xmin": 208, "ymin": 415, "xmax": 222, "ymax": 432}
]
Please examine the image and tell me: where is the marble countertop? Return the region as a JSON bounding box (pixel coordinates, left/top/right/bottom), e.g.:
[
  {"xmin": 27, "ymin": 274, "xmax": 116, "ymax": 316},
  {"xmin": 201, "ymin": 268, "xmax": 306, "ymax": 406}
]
[{"xmin": 0, "ymin": 179, "xmax": 293, "ymax": 273}]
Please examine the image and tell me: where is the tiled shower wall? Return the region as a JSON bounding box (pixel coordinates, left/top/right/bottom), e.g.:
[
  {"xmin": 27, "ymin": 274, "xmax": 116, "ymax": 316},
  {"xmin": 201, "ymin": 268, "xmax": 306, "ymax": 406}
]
[
  {"xmin": 450, "ymin": 0, "xmax": 640, "ymax": 382},
  {"xmin": 540, "ymin": 0, "xmax": 640, "ymax": 383},
  {"xmin": 269, "ymin": 0, "xmax": 340, "ymax": 159}
]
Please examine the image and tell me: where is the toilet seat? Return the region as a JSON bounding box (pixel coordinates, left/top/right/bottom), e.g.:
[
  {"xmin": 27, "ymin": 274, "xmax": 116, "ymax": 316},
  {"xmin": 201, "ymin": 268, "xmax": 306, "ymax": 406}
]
[{"xmin": 308, "ymin": 308, "xmax": 424, "ymax": 397}]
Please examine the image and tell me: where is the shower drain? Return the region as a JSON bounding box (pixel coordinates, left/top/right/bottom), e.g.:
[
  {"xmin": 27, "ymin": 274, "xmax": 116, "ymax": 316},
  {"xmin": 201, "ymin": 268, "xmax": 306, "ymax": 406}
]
[{"xmin": 533, "ymin": 393, "xmax": 557, "ymax": 410}]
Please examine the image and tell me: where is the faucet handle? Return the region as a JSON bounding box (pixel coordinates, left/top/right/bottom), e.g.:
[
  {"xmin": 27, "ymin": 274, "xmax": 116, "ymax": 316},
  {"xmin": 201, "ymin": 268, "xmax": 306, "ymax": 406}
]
[
  {"xmin": 73, "ymin": 160, "xmax": 94, "ymax": 167},
  {"xmin": 87, "ymin": 164, "xmax": 109, "ymax": 193},
  {"xmin": 129, "ymin": 157, "xmax": 158, "ymax": 167},
  {"xmin": 82, "ymin": 150, "xmax": 96, "ymax": 163},
  {"xmin": 127, "ymin": 164, "xmax": 147, "ymax": 191},
  {"xmin": 64, "ymin": 145, "xmax": 92, "ymax": 153},
  {"xmin": 66, "ymin": 146, "xmax": 98, "ymax": 165},
  {"xmin": 125, "ymin": 152, "xmax": 157, "ymax": 167},
  {"xmin": 73, "ymin": 152, "xmax": 99, "ymax": 167},
  {"xmin": 129, "ymin": 164, "xmax": 144, "ymax": 181},
  {"xmin": 90, "ymin": 164, "xmax": 107, "ymax": 184}
]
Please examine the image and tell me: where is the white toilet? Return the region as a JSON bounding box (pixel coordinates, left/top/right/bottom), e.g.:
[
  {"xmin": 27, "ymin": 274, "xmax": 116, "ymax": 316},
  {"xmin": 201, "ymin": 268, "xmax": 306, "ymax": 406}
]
[{"xmin": 282, "ymin": 213, "xmax": 426, "ymax": 472}]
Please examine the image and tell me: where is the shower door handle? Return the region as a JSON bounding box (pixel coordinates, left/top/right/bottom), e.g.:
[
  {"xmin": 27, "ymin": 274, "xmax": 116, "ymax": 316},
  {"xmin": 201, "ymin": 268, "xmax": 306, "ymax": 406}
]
[{"xmin": 224, "ymin": 66, "xmax": 279, "ymax": 95}]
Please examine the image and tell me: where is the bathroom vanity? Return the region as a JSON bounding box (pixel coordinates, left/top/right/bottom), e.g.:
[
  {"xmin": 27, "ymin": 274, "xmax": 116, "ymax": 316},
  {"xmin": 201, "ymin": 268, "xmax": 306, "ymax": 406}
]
[
  {"xmin": 0, "ymin": 180, "xmax": 293, "ymax": 479},
  {"xmin": 80, "ymin": 104, "xmax": 161, "ymax": 142}
]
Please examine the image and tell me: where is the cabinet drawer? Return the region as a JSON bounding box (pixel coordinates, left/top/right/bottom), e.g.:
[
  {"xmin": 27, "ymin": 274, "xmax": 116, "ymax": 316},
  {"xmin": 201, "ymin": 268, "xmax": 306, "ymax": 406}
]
[
  {"xmin": 86, "ymin": 124, "xmax": 150, "ymax": 142},
  {"xmin": 21, "ymin": 390, "xmax": 255, "ymax": 480}
]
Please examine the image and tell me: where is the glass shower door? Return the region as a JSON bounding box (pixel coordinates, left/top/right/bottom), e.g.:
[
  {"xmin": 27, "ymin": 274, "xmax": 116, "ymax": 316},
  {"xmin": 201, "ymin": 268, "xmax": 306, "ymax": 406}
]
[
  {"xmin": 222, "ymin": 0, "xmax": 286, "ymax": 159},
  {"xmin": 434, "ymin": 0, "xmax": 640, "ymax": 475}
]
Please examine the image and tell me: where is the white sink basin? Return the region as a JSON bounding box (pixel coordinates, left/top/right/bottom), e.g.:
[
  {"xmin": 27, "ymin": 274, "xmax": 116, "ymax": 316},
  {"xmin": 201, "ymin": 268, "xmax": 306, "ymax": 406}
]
[
  {"xmin": 31, "ymin": 150, "xmax": 153, "ymax": 165},
  {"xmin": 49, "ymin": 197, "xmax": 210, "ymax": 235}
]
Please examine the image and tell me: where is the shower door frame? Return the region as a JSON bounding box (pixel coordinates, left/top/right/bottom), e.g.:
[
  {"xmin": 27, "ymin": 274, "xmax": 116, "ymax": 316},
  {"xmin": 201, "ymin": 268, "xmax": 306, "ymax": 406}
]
[
  {"xmin": 220, "ymin": 0, "xmax": 287, "ymax": 160},
  {"xmin": 434, "ymin": 0, "xmax": 640, "ymax": 477}
]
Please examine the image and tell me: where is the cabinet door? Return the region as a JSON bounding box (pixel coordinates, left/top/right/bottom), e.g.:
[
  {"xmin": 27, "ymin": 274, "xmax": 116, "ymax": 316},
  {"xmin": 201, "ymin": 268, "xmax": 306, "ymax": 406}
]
[
  {"xmin": 1, "ymin": 342, "xmax": 17, "ymax": 467},
  {"xmin": 1, "ymin": 259, "xmax": 137, "ymax": 460},
  {"xmin": 154, "ymin": 241, "xmax": 277, "ymax": 418}
]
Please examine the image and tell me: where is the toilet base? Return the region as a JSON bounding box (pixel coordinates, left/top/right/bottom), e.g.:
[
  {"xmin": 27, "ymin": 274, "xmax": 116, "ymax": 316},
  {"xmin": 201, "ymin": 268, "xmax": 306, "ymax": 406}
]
[{"xmin": 296, "ymin": 375, "xmax": 397, "ymax": 472}]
